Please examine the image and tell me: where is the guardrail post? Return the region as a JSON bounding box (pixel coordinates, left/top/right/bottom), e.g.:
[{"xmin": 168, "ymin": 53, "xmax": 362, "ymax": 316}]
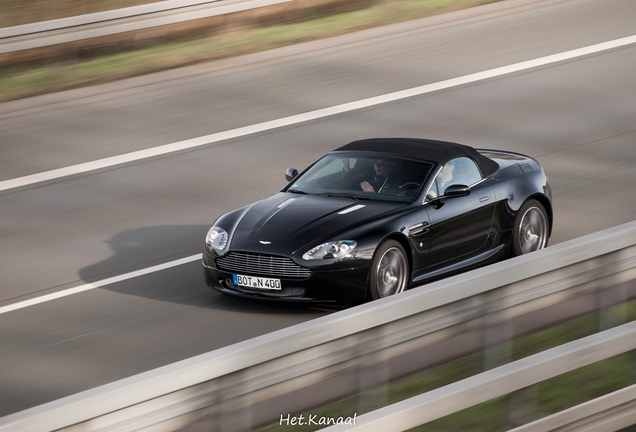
[
  {"xmin": 482, "ymin": 299, "xmax": 512, "ymax": 371},
  {"xmin": 599, "ymin": 283, "xmax": 628, "ymax": 331},
  {"xmin": 507, "ymin": 385, "xmax": 539, "ymax": 429},
  {"xmin": 357, "ymin": 328, "xmax": 389, "ymax": 414},
  {"xmin": 597, "ymin": 252, "xmax": 630, "ymax": 330},
  {"xmin": 216, "ymin": 371, "xmax": 252, "ymax": 432},
  {"xmin": 481, "ymin": 288, "xmax": 540, "ymax": 429}
]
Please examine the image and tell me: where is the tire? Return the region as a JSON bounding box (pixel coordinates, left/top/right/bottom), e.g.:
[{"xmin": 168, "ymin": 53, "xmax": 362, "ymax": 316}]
[
  {"xmin": 368, "ymin": 240, "xmax": 409, "ymax": 300},
  {"xmin": 511, "ymin": 199, "xmax": 549, "ymax": 257}
]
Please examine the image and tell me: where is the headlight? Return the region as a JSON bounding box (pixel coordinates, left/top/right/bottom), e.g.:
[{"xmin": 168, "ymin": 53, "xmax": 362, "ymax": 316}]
[
  {"xmin": 302, "ymin": 240, "xmax": 357, "ymax": 260},
  {"xmin": 206, "ymin": 226, "xmax": 228, "ymax": 252}
]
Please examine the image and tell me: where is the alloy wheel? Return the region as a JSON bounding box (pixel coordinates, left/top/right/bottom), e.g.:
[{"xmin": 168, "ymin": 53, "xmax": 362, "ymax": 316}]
[
  {"xmin": 375, "ymin": 247, "xmax": 408, "ymax": 298},
  {"xmin": 518, "ymin": 206, "xmax": 548, "ymax": 254}
]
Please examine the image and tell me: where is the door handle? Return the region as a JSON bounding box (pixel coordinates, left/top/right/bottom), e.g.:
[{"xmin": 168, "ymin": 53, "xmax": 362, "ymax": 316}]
[{"xmin": 408, "ymin": 222, "xmax": 429, "ymax": 235}]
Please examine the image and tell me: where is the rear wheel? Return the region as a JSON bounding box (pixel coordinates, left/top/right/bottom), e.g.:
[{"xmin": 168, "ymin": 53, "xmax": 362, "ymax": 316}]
[
  {"xmin": 511, "ymin": 199, "xmax": 549, "ymax": 257},
  {"xmin": 368, "ymin": 240, "xmax": 409, "ymax": 300}
]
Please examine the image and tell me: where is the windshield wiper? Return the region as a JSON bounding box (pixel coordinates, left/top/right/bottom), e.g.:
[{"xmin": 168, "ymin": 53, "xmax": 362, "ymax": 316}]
[
  {"xmin": 321, "ymin": 192, "xmax": 371, "ymax": 200},
  {"xmin": 287, "ymin": 189, "xmax": 310, "ymax": 195}
]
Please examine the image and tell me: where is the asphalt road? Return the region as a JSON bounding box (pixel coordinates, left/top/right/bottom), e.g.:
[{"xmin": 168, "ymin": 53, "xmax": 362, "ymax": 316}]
[{"xmin": 1, "ymin": 0, "xmax": 635, "ymax": 418}]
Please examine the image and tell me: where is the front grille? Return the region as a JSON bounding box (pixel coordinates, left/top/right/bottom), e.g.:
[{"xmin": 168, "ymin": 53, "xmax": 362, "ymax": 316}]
[{"xmin": 216, "ymin": 252, "xmax": 311, "ymax": 279}]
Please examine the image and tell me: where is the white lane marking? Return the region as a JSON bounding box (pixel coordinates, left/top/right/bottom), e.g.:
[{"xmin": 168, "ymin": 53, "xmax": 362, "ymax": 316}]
[
  {"xmin": 0, "ymin": 254, "xmax": 201, "ymax": 315},
  {"xmin": 1, "ymin": 34, "xmax": 636, "ymax": 193}
]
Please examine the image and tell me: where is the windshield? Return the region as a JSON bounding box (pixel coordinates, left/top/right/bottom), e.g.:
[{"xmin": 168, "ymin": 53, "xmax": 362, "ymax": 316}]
[{"xmin": 286, "ymin": 153, "xmax": 434, "ymax": 202}]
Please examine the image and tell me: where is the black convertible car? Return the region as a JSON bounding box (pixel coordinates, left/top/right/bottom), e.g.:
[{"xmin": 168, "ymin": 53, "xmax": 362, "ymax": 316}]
[{"xmin": 203, "ymin": 138, "xmax": 552, "ymax": 303}]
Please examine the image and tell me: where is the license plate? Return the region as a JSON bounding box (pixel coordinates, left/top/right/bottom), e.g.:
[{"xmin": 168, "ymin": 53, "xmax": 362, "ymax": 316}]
[{"xmin": 233, "ymin": 274, "xmax": 281, "ymax": 290}]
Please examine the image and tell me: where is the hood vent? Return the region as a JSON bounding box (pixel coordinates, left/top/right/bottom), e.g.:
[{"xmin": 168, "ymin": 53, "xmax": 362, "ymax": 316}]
[
  {"xmin": 338, "ymin": 204, "xmax": 366, "ymax": 215},
  {"xmin": 277, "ymin": 198, "xmax": 297, "ymax": 209}
]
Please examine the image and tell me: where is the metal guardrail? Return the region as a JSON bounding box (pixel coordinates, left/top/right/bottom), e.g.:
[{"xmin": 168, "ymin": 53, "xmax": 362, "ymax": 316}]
[
  {"xmin": 324, "ymin": 320, "xmax": 636, "ymax": 431},
  {"xmin": 509, "ymin": 383, "xmax": 636, "ymax": 432},
  {"xmin": 0, "ymin": 0, "xmax": 222, "ymax": 38},
  {"xmin": 1, "ymin": 221, "xmax": 635, "ymax": 431},
  {"xmin": 0, "ymin": 0, "xmax": 295, "ymax": 54}
]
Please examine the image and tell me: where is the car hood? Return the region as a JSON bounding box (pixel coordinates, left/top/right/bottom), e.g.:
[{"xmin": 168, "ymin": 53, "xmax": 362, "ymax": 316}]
[{"xmin": 229, "ymin": 193, "xmax": 404, "ymax": 256}]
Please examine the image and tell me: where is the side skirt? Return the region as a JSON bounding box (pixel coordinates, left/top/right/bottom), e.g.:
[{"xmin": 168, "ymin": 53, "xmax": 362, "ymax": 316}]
[{"xmin": 411, "ymin": 244, "xmax": 507, "ymax": 285}]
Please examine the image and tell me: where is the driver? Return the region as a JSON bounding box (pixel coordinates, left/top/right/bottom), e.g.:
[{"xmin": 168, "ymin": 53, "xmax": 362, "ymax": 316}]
[{"xmin": 342, "ymin": 158, "xmax": 404, "ymax": 193}]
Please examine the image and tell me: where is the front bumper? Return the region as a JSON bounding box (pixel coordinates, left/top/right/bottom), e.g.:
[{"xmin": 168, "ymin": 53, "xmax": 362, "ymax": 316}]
[{"xmin": 202, "ymin": 254, "xmax": 370, "ymax": 304}]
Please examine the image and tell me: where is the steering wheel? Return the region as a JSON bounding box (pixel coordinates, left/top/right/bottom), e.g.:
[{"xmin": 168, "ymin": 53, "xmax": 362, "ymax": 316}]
[{"xmin": 399, "ymin": 182, "xmax": 420, "ymax": 190}]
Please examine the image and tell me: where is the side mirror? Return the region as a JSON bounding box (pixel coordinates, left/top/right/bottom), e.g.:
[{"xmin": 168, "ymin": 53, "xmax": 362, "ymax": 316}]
[
  {"xmin": 285, "ymin": 168, "xmax": 299, "ymax": 182},
  {"xmin": 443, "ymin": 184, "xmax": 470, "ymax": 198},
  {"xmin": 425, "ymin": 192, "xmax": 438, "ymax": 202}
]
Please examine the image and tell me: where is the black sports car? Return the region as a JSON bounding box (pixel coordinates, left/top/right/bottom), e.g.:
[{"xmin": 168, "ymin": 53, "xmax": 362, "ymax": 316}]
[{"xmin": 203, "ymin": 138, "xmax": 552, "ymax": 304}]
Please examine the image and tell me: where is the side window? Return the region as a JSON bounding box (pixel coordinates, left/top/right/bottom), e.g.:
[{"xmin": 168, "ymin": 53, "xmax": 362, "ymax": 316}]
[{"xmin": 436, "ymin": 157, "xmax": 482, "ymax": 195}]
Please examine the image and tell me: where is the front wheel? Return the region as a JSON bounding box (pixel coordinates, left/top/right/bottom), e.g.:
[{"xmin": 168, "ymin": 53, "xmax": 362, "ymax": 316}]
[
  {"xmin": 511, "ymin": 199, "xmax": 549, "ymax": 257},
  {"xmin": 368, "ymin": 240, "xmax": 409, "ymax": 300}
]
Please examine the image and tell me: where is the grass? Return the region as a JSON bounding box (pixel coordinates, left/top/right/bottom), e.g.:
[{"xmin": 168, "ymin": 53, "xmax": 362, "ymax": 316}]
[
  {"xmin": 258, "ymin": 301, "xmax": 636, "ymax": 432},
  {"xmin": 0, "ymin": 0, "xmax": 496, "ymax": 101},
  {"xmin": 411, "ymin": 350, "xmax": 636, "ymax": 432}
]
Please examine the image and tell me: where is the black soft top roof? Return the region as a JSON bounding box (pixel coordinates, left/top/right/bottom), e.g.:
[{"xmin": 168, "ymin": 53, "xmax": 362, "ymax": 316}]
[{"xmin": 334, "ymin": 138, "xmax": 499, "ymax": 177}]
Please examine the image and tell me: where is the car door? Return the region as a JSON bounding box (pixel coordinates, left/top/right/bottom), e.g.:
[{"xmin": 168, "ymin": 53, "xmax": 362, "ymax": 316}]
[
  {"xmin": 426, "ymin": 157, "xmax": 495, "ymax": 268},
  {"xmin": 403, "ymin": 205, "xmax": 432, "ymax": 281}
]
